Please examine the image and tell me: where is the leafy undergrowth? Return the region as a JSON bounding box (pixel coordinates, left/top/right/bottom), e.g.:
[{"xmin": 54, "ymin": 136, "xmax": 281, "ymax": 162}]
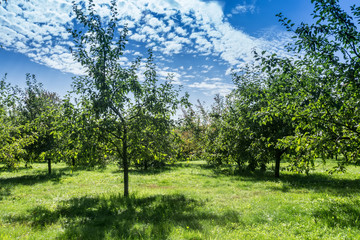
[{"xmin": 1, "ymin": 161, "xmax": 360, "ymax": 239}]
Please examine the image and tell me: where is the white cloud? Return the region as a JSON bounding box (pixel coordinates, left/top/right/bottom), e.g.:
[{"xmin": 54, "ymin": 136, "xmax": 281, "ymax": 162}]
[
  {"xmin": 140, "ymin": 25, "xmax": 158, "ymax": 37},
  {"xmin": 134, "ymin": 51, "xmax": 143, "ymax": 56},
  {"xmin": 202, "ymin": 65, "xmax": 213, "ymax": 70},
  {"xmin": 163, "ymin": 41, "xmax": 183, "ymax": 55},
  {"xmin": 201, "ymin": 65, "xmax": 214, "ymax": 73},
  {"xmin": 205, "ymin": 77, "xmax": 222, "ymax": 81},
  {"xmin": 232, "ymin": 4, "xmax": 255, "ymax": 15},
  {"xmin": 146, "ymin": 15, "xmax": 163, "ymax": 28},
  {"xmin": 0, "ymin": 0, "xmax": 76, "ymax": 73},
  {"xmin": 229, "ymin": 1, "xmax": 257, "ymax": 16},
  {"xmin": 184, "ymin": 75, "xmax": 195, "ymax": 78},
  {"xmin": 175, "ymin": 26, "xmax": 187, "ymax": 36},
  {"xmin": 158, "ymin": 69, "xmax": 182, "ymax": 85},
  {"xmin": 188, "ymin": 81, "xmax": 235, "ymax": 96},
  {"xmin": 130, "ymin": 33, "xmax": 147, "ymax": 42},
  {"xmin": 0, "ymin": 0, "xmax": 292, "ymax": 79}
]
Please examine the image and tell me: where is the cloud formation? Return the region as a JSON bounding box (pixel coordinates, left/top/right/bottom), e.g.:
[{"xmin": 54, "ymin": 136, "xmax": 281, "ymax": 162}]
[
  {"xmin": 188, "ymin": 81, "xmax": 235, "ymax": 96},
  {"xmin": 0, "ymin": 0, "xmax": 293, "ymax": 96},
  {"xmin": 229, "ymin": 1, "xmax": 257, "ymax": 16}
]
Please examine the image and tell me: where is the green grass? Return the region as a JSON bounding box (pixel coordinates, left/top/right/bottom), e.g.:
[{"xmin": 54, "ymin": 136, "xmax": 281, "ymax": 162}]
[{"xmin": 1, "ymin": 161, "xmax": 360, "ymax": 239}]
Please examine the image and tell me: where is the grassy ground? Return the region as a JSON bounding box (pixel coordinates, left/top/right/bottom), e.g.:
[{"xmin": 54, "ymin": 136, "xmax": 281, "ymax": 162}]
[{"xmin": 0, "ymin": 161, "xmax": 360, "ymax": 239}]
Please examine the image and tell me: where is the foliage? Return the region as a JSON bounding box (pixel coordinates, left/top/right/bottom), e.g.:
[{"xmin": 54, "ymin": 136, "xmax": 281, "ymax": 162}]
[
  {"xmin": 204, "ymin": 78, "xmax": 294, "ymax": 177},
  {"xmin": 126, "ymin": 51, "xmax": 185, "ymax": 170},
  {"xmin": 54, "ymin": 98, "xmax": 112, "ymax": 168},
  {"xmin": 263, "ymin": 0, "xmax": 360, "ymax": 172},
  {"xmin": 69, "ymin": 0, "xmax": 186, "ymax": 196},
  {"xmin": 17, "ymin": 74, "xmax": 62, "ymax": 173},
  {"xmin": 219, "ymin": 0, "xmax": 360, "ymax": 175},
  {"xmin": 177, "ymin": 99, "xmax": 209, "ymax": 161},
  {"xmin": 0, "ymin": 75, "xmax": 37, "ymax": 169},
  {"xmin": 202, "ymin": 94, "xmax": 232, "ymax": 166}
]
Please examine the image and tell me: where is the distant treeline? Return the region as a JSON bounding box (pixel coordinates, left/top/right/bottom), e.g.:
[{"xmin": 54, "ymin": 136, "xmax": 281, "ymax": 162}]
[{"xmin": 1, "ymin": 0, "xmax": 359, "ymax": 196}]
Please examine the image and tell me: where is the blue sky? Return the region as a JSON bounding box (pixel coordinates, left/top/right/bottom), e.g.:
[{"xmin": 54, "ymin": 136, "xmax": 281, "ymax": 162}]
[{"xmin": 0, "ymin": 0, "xmax": 345, "ymax": 107}]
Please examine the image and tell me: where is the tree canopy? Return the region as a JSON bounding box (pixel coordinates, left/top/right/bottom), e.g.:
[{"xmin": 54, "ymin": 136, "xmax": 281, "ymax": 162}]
[
  {"xmin": 69, "ymin": 0, "xmax": 186, "ymax": 196},
  {"xmin": 1, "ymin": 0, "xmax": 359, "ymax": 183}
]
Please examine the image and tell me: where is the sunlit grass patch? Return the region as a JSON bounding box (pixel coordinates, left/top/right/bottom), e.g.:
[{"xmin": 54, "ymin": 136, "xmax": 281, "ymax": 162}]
[{"xmin": 1, "ymin": 160, "xmax": 360, "ymax": 239}]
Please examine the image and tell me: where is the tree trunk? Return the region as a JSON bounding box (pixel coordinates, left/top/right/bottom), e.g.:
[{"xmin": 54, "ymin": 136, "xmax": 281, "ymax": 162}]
[
  {"xmin": 48, "ymin": 159, "xmax": 52, "ymax": 175},
  {"xmin": 144, "ymin": 159, "xmax": 148, "ymax": 171},
  {"xmin": 237, "ymin": 160, "xmax": 242, "ymax": 174},
  {"xmin": 260, "ymin": 162, "xmax": 266, "ymax": 172},
  {"xmin": 123, "ymin": 126, "xmax": 129, "ymax": 197},
  {"xmin": 72, "ymin": 157, "xmax": 76, "ymax": 167},
  {"xmin": 275, "ymin": 151, "xmax": 281, "ymax": 178}
]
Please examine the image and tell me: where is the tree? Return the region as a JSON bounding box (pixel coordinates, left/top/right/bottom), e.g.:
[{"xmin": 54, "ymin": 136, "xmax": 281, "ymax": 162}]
[
  {"xmin": 177, "ymin": 99, "xmax": 209, "ymax": 161},
  {"xmin": 231, "ymin": 66, "xmax": 295, "ymax": 177},
  {"xmin": 128, "ymin": 51, "xmax": 183, "ymax": 170},
  {"xmin": 57, "ymin": 97, "xmax": 112, "ymax": 169},
  {"xmin": 0, "ymin": 75, "xmax": 36, "ymax": 169},
  {"xmin": 246, "ymin": 0, "xmax": 360, "ymax": 173},
  {"xmin": 204, "ymin": 71, "xmax": 294, "ymax": 177},
  {"xmin": 17, "ymin": 74, "xmax": 62, "ymax": 174},
  {"xmin": 70, "ymin": 0, "xmax": 185, "ymax": 196},
  {"xmin": 203, "ymin": 95, "xmax": 232, "ymax": 167}
]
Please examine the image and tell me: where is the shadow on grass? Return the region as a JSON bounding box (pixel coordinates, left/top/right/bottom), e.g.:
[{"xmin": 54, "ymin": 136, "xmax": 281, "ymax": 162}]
[
  {"xmin": 270, "ymin": 173, "xmax": 360, "ymax": 194},
  {"xmin": 7, "ymin": 194, "xmax": 240, "ymax": 239},
  {"xmin": 313, "ymin": 199, "xmax": 360, "ymax": 228},
  {"xmin": 0, "ymin": 170, "xmax": 73, "ymax": 187},
  {"xmin": 112, "ymin": 164, "xmax": 182, "ymax": 176},
  {"xmin": 197, "ymin": 163, "xmax": 360, "ymax": 195},
  {"xmin": 240, "ymin": 172, "xmax": 360, "ymax": 195}
]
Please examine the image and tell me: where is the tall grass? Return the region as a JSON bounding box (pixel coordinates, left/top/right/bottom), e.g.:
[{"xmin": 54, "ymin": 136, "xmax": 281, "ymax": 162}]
[{"xmin": 1, "ymin": 161, "xmax": 360, "ymax": 239}]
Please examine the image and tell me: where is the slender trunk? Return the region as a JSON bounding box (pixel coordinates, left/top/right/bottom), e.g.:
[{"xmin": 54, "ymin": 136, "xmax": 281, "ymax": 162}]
[
  {"xmin": 237, "ymin": 160, "xmax": 241, "ymax": 174},
  {"xmin": 144, "ymin": 159, "xmax": 148, "ymax": 171},
  {"xmin": 123, "ymin": 125, "xmax": 129, "ymax": 197},
  {"xmin": 275, "ymin": 151, "xmax": 281, "ymax": 178},
  {"xmin": 48, "ymin": 159, "xmax": 52, "ymax": 175},
  {"xmin": 260, "ymin": 162, "xmax": 266, "ymax": 172},
  {"xmin": 72, "ymin": 157, "xmax": 76, "ymax": 167}
]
